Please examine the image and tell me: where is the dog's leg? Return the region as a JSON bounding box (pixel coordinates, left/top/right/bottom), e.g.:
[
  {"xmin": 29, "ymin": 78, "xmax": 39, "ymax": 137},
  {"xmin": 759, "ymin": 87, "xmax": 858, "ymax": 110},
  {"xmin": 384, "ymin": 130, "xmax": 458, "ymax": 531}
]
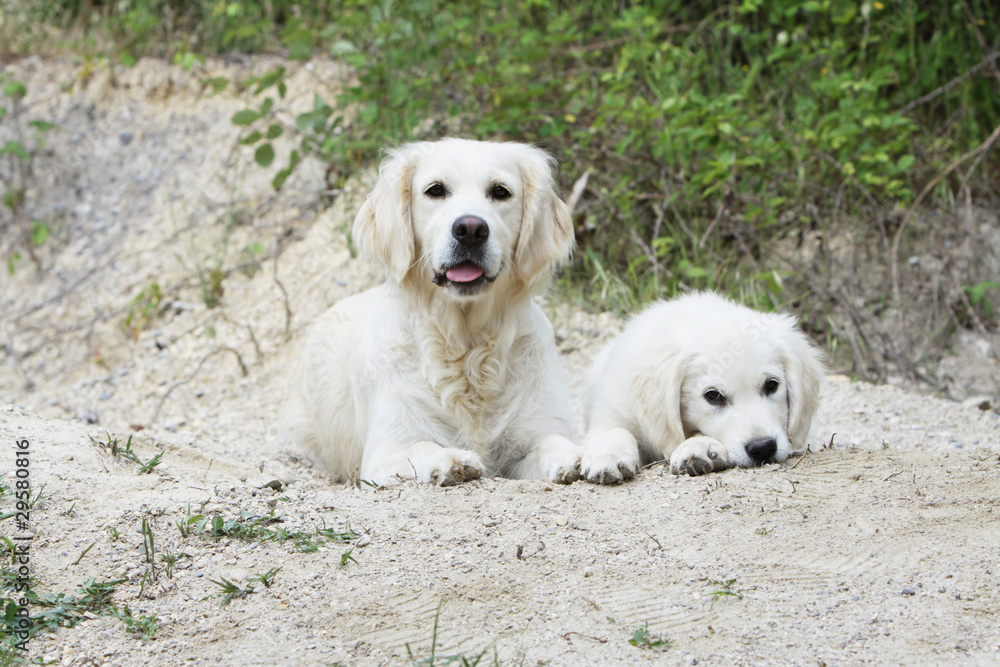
[
  {"xmin": 581, "ymin": 427, "xmax": 642, "ymax": 484},
  {"xmin": 669, "ymin": 435, "xmax": 731, "ymax": 476},
  {"xmin": 509, "ymin": 434, "xmax": 582, "ymax": 484},
  {"xmin": 361, "ymin": 441, "xmax": 484, "ymax": 487}
]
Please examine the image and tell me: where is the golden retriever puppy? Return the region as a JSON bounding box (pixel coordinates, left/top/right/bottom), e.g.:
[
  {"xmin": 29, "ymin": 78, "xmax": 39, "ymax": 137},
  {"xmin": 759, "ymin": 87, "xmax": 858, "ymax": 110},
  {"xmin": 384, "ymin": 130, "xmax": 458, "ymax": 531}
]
[
  {"xmin": 581, "ymin": 292, "xmax": 824, "ymax": 482},
  {"xmin": 283, "ymin": 139, "xmax": 582, "ymax": 486}
]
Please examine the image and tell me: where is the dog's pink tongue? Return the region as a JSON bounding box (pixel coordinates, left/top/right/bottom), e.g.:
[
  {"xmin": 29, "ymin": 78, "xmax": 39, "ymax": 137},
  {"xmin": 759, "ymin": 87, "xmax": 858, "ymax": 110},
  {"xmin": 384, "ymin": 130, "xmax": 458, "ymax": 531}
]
[{"xmin": 445, "ymin": 262, "xmax": 484, "ymax": 283}]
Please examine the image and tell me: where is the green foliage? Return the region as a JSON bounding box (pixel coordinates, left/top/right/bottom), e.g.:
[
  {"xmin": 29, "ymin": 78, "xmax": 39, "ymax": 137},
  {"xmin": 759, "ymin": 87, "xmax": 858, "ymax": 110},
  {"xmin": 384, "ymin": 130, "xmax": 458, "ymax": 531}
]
[
  {"xmin": 215, "ymin": 0, "xmax": 1000, "ymax": 312},
  {"xmin": 123, "ymin": 282, "xmax": 164, "ymax": 338},
  {"xmin": 628, "ymin": 622, "xmax": 673, "ymax": 651},
  {"xmin": 176, "ymin": 508, "xmax": 358, "ymax": 553},
  {"xmin": 89, "ymin": 432, "xmax": 163, "ymax": 474},
  {"xmin": 208, "ymin": 568, "xmax": 280, "ymax": 607},
  {"xmin": 960, "ymin": 281, "xmax": 1000, "ymax": 326},
  {"xmin": 1, "ymin": 74, "xmax": 57, "ymax": 272},
  {"xmin": 5, "ymin": 1, "xmax": 999, "ymax": 333}
]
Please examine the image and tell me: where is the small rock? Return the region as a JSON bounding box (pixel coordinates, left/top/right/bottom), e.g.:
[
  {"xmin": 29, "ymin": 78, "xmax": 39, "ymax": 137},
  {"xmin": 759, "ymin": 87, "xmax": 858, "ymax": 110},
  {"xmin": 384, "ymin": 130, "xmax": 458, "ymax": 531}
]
[
  {"xmin": 356, "ymin": 535, "xmax": 371, "ymax": 548},
  {"xmin": 255, "ymin": 474, "xmax": 283, "ymax": 491},
  {"xmin": 229, "ymin": 568, "xmax": 248, "ymax": 583},
  {"xmin": 554, "ymin": 514, "xmax": 568, "ymax": 526},
  {"xmin": 901, "ymin": 587, "xmax": 915, "ymax": 596},
  {"xmin": 961, "ymin": 395, "xmax": 994, "ymax": 412},
  {"xmin": 482, "ymin": 516, "xmax": 499, "ymax": 527}
]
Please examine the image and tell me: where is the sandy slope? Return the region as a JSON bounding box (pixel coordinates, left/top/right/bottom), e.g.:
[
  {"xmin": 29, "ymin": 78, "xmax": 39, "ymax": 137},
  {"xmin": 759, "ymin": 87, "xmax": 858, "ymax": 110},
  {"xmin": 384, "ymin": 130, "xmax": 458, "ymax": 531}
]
[{"xmin": 2, "ymin": 57, "xmax": 999, "ymax": 666}]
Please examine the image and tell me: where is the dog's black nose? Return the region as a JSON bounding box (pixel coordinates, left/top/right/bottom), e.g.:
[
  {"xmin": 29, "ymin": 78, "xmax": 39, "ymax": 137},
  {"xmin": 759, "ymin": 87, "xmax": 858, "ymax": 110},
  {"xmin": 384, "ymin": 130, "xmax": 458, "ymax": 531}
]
[
  {"xmin": 745, "ymin": 437, "xmax": 777, "ymax": 464},
  {"xmin": 452, "ymin": 216, "xmax": 489, "ymax": 247}
]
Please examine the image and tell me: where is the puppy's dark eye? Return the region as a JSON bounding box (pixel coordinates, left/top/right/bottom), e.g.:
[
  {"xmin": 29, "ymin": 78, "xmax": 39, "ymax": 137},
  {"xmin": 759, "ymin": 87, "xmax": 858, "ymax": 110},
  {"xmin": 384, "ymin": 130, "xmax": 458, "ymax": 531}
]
[
  {"xmin": 763, "ymin": 378, "xmax": 780, "ymax": 396},
  {"xmin": 704, "ymin": 389, "xmax": 726, "ymax": 407},
  {"xmin": 425, "ymin": 183, "xmax": 446, "ymax": 198},
  {"xmin": 489, "ymin": 184, "xmax": 511, "ymax": 200}
]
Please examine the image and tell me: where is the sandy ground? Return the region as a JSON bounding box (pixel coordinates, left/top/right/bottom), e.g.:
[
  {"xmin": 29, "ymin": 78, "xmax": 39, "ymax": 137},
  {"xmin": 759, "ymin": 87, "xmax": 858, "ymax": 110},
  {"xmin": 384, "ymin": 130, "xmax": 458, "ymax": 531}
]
[{"xmin": 2, "ymin": 57, "xmax": 1000, "ymax": 666}]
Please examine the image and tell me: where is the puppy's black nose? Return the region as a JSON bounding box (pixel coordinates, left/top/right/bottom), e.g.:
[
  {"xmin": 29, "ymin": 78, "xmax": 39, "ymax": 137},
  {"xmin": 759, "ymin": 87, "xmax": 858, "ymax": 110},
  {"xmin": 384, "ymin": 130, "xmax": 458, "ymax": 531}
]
[
  {"xmin": 452, "ymin": 216, "xmax": 489, "ymax": 247},
  {"xmin": 745, "ymin": 437, "xmax": 777, "ymax": 464}
]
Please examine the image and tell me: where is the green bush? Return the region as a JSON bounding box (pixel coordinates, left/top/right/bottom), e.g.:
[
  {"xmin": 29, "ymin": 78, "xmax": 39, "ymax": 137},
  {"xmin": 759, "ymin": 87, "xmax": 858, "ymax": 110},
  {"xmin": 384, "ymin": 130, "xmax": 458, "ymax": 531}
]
[
  {"xmin": 214, "ymin": 0, "xmax": 999, "ymax": 311},
  {"xmin": 5, "ymin": 1, "xmax": 999, "ymax": 314}
]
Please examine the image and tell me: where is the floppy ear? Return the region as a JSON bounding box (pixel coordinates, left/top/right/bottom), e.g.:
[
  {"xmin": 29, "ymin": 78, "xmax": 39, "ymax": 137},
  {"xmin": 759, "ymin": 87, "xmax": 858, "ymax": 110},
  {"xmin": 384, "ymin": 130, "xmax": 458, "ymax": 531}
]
[
  {"xmin": 352, "ymin": 147, "xmax": 417, "ymax": 283},
  {"xmin": 514, "ymin": 146, "xmax": 574, "ymax": 283},
  {"xmin": 631, "ymin": 349, "xmax": 689, "ymax": 458},
  {"xmin": 780, "ymin": 327, "xmax": 825, "ymax": 451}
]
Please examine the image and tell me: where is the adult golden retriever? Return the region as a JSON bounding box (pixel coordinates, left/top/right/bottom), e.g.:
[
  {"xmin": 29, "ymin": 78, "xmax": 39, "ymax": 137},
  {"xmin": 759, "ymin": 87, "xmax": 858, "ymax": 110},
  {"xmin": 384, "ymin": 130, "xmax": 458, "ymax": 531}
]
[
  {"xmin": 283, "ymin": 139, "xmax": 582, "ymax": 486},
  {"xmin": 581, "ymin": 292, "xmax": 824, "ymax": 482}
]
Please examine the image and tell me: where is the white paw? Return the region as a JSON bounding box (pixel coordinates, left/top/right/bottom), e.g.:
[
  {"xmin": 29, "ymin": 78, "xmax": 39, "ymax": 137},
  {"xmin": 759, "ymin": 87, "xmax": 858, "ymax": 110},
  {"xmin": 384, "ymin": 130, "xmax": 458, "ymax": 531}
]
[
  {"xmin": 418, "ymin": 447, "xmax": 484, "ymax": 486},
  {"xmin": 541, "ymin": 447, "xmax": 583, "ymax": 485},
  {"xmin": 372, "ymin": 441, "xmax": 483, "ymax": 486},
  {"xmin": 581, "ymin": 428, "xmax": 641, "ymax": 485},
  {"xmin": 669, "ymin": 436, "xmax": 730, "ymax": 476}
]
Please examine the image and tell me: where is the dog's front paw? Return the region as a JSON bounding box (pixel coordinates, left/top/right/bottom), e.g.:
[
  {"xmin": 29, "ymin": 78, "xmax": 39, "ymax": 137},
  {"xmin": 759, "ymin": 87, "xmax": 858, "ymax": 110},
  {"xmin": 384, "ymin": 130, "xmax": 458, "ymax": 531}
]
[
  {"xmin": 403, "ymin": 442, "xmax": 484, "ymax": 486},
  {"xmin": 669, "ymin": 436, "xmax": 730, "ymax": 476},
  {"xmin": 430, "ymin": 448, "xmax": 484, "ymax": 486},
  {"xmin": 581, "ymin": 428, "xmax": 641, "ymax": 485},
  {"xmin": 542, "ymin": 448, "xmax": 583, "ymax": 485}
]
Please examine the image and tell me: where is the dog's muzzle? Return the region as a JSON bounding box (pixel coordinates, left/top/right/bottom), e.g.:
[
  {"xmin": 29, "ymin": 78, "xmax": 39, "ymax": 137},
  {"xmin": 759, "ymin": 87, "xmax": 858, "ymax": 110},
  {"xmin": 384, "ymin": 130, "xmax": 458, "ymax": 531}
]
[{"xmin": 432, "ymin": 216, "xmax": 497, "ymax": 292}]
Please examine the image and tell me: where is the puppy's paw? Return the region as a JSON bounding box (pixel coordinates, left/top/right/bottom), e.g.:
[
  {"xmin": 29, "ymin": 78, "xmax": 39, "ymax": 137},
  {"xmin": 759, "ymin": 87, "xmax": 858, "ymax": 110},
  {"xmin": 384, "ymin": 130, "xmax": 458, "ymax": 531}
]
[
  {"xmin": 542, "ymin": 448, "xmax": 583, "ymax": 485},
  {"xmin": 581, "ymin": 428, "xmax": 641, "ymax": 485},
  {"xmin": 669, "ymin": 436, "xmax": 730, "ymax": 476}
]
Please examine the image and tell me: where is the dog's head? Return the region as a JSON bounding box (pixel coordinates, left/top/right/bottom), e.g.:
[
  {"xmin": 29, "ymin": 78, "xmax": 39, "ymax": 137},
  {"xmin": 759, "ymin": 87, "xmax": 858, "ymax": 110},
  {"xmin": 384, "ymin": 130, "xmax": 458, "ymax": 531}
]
[
  {"xmin": 633, "ymin": 293, "xmax": 824, "ymax": 467},
  {"xmin": 353, "ymin": 138, "xmax": 573, "ymax": 299}
]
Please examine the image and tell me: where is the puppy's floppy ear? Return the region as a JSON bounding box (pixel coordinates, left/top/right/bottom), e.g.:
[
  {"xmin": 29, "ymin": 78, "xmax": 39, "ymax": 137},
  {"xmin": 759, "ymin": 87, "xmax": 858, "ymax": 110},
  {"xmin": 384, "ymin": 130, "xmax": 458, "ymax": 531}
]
[
  {"xmin": 632, "ymin": 349, "xmax": 689, "ymax": 457},
  {"xmin": 352, "ymin": 146, "xmax": 417, "ymax": 283},
  {"xmin": 778, "ymin": 324, "xmax": 825, "ymax": 451},
  {"xmin": 514, "ymin": 145, "xmax": 574, "ymax": 283}
]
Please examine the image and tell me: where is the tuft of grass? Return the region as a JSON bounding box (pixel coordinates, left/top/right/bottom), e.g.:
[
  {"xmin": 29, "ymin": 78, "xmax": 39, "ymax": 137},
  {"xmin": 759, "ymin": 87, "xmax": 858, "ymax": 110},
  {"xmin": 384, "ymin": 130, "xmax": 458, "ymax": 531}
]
[
  {"xmin": 207, "ymin": 577, "xmax": 250, "ymax": 608},
  {"xmin": 338, "ymin": 548, "xmax": 357, "ymax": 568},
  {"xmin": 116, "ymin": 605, "xmax": 160, "ymax": 641},
  {"xmin": 406, "ymin": 602, "xmax": 501, "ymax": 667},
  {"xmin": 702, "ymin": 577, "xmax": 755, "ymax": 609},
  {"xmin": 176, "ymin": 508, "xmax": 357, "ymax": 553},
  {"xmin": 20, "ymin": 577, "xmax": 126, "ymax": 637},
  {"xmin": 628, "ymin": 622, "xmax": 673, "ymax": 651},
  {"xmin": 89, "ymin": 432, "xmax": 163, "ymax": 474},
  {"xmin": 208, "ymin": 568, "xmax": 281, "ymax": 607}
]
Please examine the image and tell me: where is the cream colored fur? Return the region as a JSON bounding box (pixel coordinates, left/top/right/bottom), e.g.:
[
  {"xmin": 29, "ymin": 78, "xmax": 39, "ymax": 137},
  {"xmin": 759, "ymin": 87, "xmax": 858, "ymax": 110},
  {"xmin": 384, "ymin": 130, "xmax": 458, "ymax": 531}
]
[
  {"xmin": 282, "ymin": 139, "xmax": 581, "ymax": 486},
  {"xmin": 581, "ymin": 292, "xmax": 825, "ymax": 483}
]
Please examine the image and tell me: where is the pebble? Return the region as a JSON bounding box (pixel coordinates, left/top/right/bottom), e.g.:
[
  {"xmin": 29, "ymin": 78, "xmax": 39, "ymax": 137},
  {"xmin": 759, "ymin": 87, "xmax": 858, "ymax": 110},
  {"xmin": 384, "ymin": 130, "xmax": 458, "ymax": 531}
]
[{"xmin": 902, "ymin": 587, "xmax": 916, "ymax": 596}]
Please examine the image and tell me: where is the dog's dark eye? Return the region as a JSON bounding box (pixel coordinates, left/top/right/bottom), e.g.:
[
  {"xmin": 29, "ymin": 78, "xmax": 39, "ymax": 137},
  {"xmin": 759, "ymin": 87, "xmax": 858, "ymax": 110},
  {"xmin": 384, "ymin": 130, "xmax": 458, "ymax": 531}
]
[
  {"xmin": 425, "ymin": 183, "xmax": 446, "ymax": 198},
  {"xmin": 489, "ymin": 184, "xmax": 511, "ymax": 200},
  {"xmin": 763, "ymin": 378, "xmax": 780, "ymax": 396},
  {"xmin": 704, "ymin": 389, "xmax": 726, "ymax": 407}
]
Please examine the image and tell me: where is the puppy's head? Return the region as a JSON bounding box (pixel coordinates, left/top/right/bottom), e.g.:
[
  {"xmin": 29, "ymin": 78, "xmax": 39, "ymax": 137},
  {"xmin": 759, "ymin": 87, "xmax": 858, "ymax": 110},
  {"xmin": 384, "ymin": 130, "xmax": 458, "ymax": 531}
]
[
  {"xmin": 634, "ymin": 293, "xmax": 824, "ymax": 467},
  {"xmin": 353, "ymin": 138, "xmax": 573, "ymax": 298}
]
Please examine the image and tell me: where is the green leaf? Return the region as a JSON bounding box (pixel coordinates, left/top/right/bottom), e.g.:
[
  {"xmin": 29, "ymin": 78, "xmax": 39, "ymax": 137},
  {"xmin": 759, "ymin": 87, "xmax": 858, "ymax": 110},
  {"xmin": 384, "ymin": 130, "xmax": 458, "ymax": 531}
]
[
  {"xmin": 253, "ymin": 67, "xmax": 286, "ymax": 94},
  {"xmin": 896, "ymin": 154, "xmax": 915, "ymax": 172},
  {"xmin": 3, "ymin": 81, "xmax": 26, "ymax": 98},
  {"xmin": 231, "ymin": 109, "xmax": 259, "ymax": 126},
  {"xmin": 28, "ymin": 120, "xmax": 57, "ymax": 133},
  {"xmin": 30, "ymin": 221, "xmax": 49, "ymax": 246},
  {"xmin": 240, "ymin": 130, "xmax": 263, "ymax": 145},
  {"xmin": 266, "ymin": 123, "xmax": 284, "ymax": 140},
  {"xmin": 201, "ymin": 77, "xmax": 229, "ymax": 94},
  {"xmin": 254, "ymin": 143, "xmax": 275, "ymax": 167},
  {"xmin": 272, "ymin": 150, "xmax": 299, "ymax": 190},
  {"xmin": 0, "ymin": 141, "xmax": 30, "ymax": 161}
]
